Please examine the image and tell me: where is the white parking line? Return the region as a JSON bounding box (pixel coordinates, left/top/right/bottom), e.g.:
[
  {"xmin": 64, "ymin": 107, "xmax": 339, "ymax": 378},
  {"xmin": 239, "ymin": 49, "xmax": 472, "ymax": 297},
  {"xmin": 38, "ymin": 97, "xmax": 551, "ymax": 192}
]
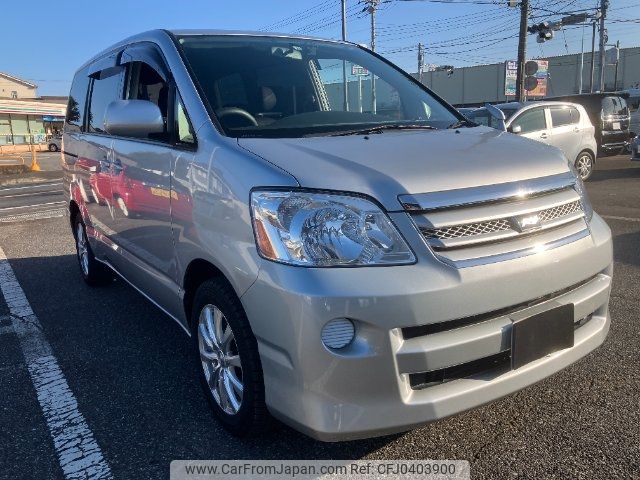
[
  {"xmin": 0, "ymin": 201, "xmax": 66, "ymax": 211},
  {"xmin": 0, "ymin": 182, "xmax": 62, "ymax": 192},
  {"xmin": 0, "ymin": 246, "xmax": 112, "ymax": 480},
  {"xmin": 602, "ymin": 215, "xmax": 640, "ymax": 223}
]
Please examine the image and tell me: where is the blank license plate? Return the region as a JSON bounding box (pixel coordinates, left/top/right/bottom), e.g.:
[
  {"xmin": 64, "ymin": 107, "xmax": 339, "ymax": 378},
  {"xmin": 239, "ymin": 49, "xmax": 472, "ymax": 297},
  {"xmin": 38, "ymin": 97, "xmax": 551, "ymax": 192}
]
[
  {"xmin": 511, "ymin": 304, "xmax": 574, "ymax": 369},
  {"xmin": 612, "ymin": 122, "xmax": 621, "ymax": 130}
]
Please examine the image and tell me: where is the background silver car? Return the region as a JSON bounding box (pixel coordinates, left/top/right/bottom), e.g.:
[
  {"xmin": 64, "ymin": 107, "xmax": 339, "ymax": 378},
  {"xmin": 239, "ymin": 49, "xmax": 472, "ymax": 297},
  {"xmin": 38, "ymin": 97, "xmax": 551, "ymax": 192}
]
[{"xmin": 468, "ymin": 101, "xmax": 598, "ymax": 180}]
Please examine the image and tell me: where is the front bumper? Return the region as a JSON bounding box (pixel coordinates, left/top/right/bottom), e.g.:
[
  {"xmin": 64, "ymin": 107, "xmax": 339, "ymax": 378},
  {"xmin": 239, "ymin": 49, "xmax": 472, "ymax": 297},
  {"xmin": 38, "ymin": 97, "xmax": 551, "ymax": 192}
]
[{"xmin": 241, "ymin": 214, "xmax": 613, "ymax": 441}]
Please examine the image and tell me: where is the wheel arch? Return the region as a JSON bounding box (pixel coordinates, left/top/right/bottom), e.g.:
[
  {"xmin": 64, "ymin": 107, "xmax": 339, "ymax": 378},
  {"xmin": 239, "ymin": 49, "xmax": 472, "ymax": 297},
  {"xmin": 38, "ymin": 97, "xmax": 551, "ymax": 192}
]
[
  {"xmin": 182, "ymin": 258, "xmax": 237, "ymax": 327},
  {"xmin": 577, "ymin": 147, "xmax": 596, "ymax": 164}
]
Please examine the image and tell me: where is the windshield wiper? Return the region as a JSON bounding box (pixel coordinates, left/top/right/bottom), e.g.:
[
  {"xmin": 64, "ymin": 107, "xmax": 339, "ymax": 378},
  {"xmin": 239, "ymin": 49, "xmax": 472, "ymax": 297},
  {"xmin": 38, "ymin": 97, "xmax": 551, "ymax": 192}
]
[{"xmin": 328, "ymin": 124, "xmax": 438, "ymax": 136}]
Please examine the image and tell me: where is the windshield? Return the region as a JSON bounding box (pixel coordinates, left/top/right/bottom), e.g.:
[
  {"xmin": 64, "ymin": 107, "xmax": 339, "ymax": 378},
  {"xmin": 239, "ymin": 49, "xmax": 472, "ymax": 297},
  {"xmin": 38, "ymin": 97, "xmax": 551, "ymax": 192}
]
[{"xmin": 176, "ymin": 35, "xmax": 459, "ymax": 138}]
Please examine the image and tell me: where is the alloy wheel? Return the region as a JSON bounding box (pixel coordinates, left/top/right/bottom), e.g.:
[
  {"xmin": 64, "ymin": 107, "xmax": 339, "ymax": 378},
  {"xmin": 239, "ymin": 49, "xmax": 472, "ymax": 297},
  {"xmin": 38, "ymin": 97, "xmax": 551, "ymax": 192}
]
[
  {"xmin": 197, "ymin": 304, "xmax": 244, "ymax": 415},
  {"xmin": 76, "ymin": 222, "xmax": 89, "ymax": 276},
  {"xmin": 576, "ymin": 154, "xmax": 593, "ymax": 180}
]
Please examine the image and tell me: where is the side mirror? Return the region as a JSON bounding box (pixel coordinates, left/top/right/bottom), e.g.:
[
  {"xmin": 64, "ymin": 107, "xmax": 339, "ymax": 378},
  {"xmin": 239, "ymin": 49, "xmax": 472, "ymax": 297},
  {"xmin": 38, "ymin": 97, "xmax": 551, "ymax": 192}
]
[
  {"xmin": 510, "ymin": 125, "xmax": 522, "ymax": 134},
  {"xmin": 104, "ymin": 100, "xmax": 164, "ymax": 138},
  {"xmin": 484, "ymin": 103, "xmax": 506, "ymax": 131}
]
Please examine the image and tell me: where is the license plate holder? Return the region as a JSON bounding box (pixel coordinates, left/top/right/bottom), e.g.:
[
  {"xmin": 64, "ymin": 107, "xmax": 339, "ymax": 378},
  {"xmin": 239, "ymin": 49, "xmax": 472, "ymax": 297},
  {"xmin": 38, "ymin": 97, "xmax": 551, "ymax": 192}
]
[{"xmin": 511, "ymin": 303, "xmax": 574, "ymax": 369}]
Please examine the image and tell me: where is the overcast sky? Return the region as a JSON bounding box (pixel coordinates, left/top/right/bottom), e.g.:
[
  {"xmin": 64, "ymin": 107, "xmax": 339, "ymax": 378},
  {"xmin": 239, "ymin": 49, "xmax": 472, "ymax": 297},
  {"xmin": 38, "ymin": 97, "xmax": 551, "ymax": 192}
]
[{"xmin": 2, "ymin": 0, "xmax": 638, "ymax": 96}]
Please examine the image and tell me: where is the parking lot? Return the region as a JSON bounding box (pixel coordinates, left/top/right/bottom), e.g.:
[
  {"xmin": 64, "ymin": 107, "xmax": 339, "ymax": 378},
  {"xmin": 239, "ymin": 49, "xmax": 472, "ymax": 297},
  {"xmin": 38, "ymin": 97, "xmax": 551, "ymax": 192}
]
[{"xmin": 0, "ymin": 154, "xmax": 638, "ymax": 479}]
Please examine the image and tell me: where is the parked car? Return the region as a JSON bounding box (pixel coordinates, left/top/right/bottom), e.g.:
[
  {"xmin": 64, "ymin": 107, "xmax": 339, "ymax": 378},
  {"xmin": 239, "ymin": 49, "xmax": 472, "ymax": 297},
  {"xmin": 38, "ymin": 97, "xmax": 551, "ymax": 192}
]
[
  {"xmin": 544, "ymin": 92, "xmax": 631, "ymax": 156},
  {"xmin": 631, "ymin": 134, "xmax": 640, "ymax": 161},
  {"xmin": 63, "ymin": 30, "xmax": 612, "ymax": 442},
  {"xmin": 48, "ymin": 135, "xmax": 61, "ymax": 152},
  {"xmin": 467, "ymin": 101, "xmax": 598, "ymax": 180}
]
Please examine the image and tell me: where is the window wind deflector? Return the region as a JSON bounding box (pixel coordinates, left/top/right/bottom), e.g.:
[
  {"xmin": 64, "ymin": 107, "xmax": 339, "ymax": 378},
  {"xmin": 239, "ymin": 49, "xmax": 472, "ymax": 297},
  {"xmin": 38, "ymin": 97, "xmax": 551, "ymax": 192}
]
[
  {"xmin": 88, "ymin": 53, "xmax": 119, "ymax": 78},
  {"xmin": 119, "ymin": 45, "xmax": 169, "ymax": 81}
]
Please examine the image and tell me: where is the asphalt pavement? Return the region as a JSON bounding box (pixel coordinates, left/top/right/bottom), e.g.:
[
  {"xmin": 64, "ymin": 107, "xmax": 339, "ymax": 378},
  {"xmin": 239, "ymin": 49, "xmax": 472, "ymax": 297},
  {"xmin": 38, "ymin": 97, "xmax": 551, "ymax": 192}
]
[{"xmin": 0, "ymin": 155, "xmax": 638, "ymax": 479}]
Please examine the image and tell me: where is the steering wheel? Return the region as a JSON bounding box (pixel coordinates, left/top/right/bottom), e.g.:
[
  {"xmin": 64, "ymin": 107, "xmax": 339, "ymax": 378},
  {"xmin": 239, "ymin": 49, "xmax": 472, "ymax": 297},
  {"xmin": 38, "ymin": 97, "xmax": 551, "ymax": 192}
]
[{"xmin": 215, "ymin": 107, "xmax": 258, "ymax": 128}]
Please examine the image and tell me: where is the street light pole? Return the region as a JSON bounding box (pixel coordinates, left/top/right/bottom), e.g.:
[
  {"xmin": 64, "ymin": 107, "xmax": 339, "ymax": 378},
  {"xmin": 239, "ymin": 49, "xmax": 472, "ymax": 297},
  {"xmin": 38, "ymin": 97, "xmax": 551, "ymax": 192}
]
[
  {"xmin": 589, "ymin": 21, "xmax": 596, "ymax": 93},
  {"xmin": 579, "ymin": 22, "xmax": 585, "ymax": 94},
  {"xmin": 368, "ymin": 0, "xmax": 379, "ymax": 113},
  {"xmin": 341, "ymin": 0, "xmax": 349, "ymax": 111}
]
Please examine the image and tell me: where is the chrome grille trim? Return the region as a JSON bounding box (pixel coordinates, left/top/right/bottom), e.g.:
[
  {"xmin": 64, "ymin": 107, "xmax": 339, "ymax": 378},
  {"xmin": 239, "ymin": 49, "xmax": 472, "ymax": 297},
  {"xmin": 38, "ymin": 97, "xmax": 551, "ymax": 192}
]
[
  {"xmin": 401, "ymin": 171, "xmax": 590, "ymax": 267},
  {"xmin": 398, "ymin": 171, "xmax": 576, "ymax": 212}
]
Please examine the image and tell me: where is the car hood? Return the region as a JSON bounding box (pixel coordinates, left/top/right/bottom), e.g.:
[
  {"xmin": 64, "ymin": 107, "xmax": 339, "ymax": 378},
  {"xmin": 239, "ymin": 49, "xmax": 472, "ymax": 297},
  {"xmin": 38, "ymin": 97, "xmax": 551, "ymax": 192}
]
[{"xmin": 238, "ymin": 126, "xmax": 571, "ymax": 211}]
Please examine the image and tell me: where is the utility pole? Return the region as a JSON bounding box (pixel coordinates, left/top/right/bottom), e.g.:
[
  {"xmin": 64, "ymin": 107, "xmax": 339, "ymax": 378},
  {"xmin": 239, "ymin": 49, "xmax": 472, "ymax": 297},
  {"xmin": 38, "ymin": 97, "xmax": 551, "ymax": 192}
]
[
  {"xmin": 578, "ymin": 22, "xmax": 585, "ymax": 93},
  {"xmin": 418, "ymin": 42, "xmax": 425, "ymax": 84},
  {"xmin": 614, "ymin": 40, "xmax": 620, "ymax": 90},
  {"xmin": 367, "ymin": 0, "xmax": 379, "ymax": 113},
  {"xmin": 589, "ymin": 20, "xmax": 596, "ymax": 92},
  {"xmin": 341, "ymin": 0, "xmax": 349, "ymax": 111},
  {"xmin": 515, "ymin": 0, "xmax": 529, "ymax": 102},
  {"xmin": 598, "ymin": 0, "xmax": 608, "ymax": 91}
]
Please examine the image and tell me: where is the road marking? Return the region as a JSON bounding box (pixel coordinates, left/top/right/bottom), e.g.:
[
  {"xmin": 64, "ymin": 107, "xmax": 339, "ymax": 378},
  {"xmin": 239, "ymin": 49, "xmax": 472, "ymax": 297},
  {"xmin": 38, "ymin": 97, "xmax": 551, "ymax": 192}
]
[
  {"xmin": 0, "ymin": 208, "xmax": 66, "ymax": 223},
  {"xmin": 0, "ymin": 182, "xmax": 62, "ymax": 192},
  {"xmin": 602, "ymin": 215, "xmax": 640, "ymax": 223},
  {"xmin": 0, "ymin": 191, "xmax": 63, "ymax": 199},
  {"xmin": 0, "ymin": 246, "xmax": 112, "ymax": 479},
  {"xmin": 0, "ymin": 201, "xmax": 66, "ymax": 211}
]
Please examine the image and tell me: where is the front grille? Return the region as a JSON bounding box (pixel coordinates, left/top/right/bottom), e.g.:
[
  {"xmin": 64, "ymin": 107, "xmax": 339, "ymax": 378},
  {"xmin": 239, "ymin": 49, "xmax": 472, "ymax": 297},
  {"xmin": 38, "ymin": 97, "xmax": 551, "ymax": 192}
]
[
  {"xmin": 421, "ymin": 200, "xmax": 583, "ymax": 242},
  {"xmin": 409, "ymin": 351, "xmax": 511, "ymax": 390},
  {"xmin": 537, "ymin": 200, "xmax": 582, "ymax": 222},
  {"xmin": 399, "ymin": 173, "xmax": 589, "ymax": 267},
  {"xmin": 422, "ymin": 218, "xmax": 511, "ymax": 239}
]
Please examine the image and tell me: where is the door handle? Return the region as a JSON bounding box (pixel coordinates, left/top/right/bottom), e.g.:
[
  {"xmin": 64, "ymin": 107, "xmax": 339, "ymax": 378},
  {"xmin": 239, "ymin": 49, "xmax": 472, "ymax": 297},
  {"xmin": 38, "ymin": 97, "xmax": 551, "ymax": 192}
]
[
  {"xmin": 540, "ymin": 133, "xmax": 548, "ymax": 139},
  {"xmin": 574, "ymin": 128, "xmax": 580, "ymax": 133}
]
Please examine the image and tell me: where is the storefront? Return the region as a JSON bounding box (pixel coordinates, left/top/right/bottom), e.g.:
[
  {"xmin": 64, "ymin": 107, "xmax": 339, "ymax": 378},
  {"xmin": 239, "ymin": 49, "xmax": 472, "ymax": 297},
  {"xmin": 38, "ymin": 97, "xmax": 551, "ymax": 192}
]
[{"xmin": 0, "ymin": 99, "xmax": 66, "ymax": 147}]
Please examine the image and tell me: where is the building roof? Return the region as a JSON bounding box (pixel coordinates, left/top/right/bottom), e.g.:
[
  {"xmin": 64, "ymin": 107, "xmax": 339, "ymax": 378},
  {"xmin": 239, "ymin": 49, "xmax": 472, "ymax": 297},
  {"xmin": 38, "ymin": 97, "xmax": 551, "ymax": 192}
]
[{"xmin": 0, "ymin": 72, "xmax": 37, "ymax": 89}]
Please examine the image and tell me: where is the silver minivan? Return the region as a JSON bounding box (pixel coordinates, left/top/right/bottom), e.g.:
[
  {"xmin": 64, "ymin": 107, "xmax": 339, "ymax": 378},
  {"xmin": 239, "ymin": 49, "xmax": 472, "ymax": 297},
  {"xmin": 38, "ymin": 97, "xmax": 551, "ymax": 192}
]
[{"xmin": 63, "ymin": 30, "xmax": 613, "ymax": 441}]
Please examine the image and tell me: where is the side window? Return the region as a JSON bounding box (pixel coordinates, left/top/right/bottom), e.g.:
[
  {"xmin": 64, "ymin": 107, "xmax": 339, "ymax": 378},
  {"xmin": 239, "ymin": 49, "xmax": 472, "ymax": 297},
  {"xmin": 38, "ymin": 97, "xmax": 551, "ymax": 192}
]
[
  {"xmin": 88, "ymin": 67, "xmax": 124, "ymax": 133},
  {"xmin": 65, "ymin": 68, "xmax": 91, "ymax": 133},
  {"xmin": 512, "ymin": 108, "xmax": 546, "ymax": 133},
  {"xmin": 549, "ymin": 106, "xmax": 572, "ymax": 127},
  {"xmin": 176, "ymin": 95, "xmax": 196, "ymax": 146},
  {"xmin": 126, "ymin": 62, "xmax": 170, "ymax": 140}
]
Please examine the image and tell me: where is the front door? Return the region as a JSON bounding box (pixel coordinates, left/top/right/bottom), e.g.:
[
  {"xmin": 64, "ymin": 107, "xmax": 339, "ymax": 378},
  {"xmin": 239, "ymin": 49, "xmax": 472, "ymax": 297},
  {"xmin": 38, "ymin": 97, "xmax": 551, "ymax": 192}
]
[{"xmin": 510, "ymin": 106, "xmax": 550, "ymax": 146}]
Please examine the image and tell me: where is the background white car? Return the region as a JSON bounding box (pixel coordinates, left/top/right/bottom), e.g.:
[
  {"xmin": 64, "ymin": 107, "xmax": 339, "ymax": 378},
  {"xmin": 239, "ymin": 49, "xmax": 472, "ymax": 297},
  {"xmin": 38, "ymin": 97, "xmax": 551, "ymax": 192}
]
[{"xmin": 468, "ymin": 101, "xmax": 598, "ymax": 180}]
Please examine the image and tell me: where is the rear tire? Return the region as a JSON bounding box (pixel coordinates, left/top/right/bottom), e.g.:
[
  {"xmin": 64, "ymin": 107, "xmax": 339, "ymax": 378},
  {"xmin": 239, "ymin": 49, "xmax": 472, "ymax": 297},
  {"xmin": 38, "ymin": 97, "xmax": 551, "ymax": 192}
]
[
  {"xmin": 48, "ymin": 143, "xmax": 58, "ymax": 152},
  {"xmin": 73, "ymin": 215, "xmax": 112, "ymax": 286},
  {"xmin": 575, "ymin": 151, "xmax": 594, "ymax": 181},
  {"xmin": 191, "ymin": 278, "xmax": 267, "ymax": 436}
]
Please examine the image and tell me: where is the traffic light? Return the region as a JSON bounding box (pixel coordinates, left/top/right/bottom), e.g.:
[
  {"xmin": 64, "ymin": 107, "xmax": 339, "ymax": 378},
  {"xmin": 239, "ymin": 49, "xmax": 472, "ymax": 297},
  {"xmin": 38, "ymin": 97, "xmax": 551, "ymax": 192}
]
[{"xmin": 528, "ymin": 22, "xmax": 555, "ymax": 43}]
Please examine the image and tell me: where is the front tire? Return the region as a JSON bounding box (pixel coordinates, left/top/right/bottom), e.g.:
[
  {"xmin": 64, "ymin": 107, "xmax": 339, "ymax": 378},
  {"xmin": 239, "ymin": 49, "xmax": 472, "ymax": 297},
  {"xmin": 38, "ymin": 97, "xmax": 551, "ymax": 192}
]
[
  {"xmin": 575, "ymin": 151, "xmax": 595, "ymax": 181},
  {"xmin": 48, "ymin": 143, "xmax": 58, "ymax": 152},
  {"xmin": 191, "ymin": 279, "xmax": 267, "ymax": 436},
  {"xmin": 73, "ymin": 215, "xmax": 111, "ymax": 286}
]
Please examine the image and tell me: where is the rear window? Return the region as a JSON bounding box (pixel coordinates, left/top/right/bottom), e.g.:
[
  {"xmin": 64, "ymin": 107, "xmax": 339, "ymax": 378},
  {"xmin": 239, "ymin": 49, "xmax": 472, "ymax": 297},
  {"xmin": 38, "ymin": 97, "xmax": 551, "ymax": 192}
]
[
  {"xmin": 602, "ymin": 96, "xmax": 629, "ymax": 117},
  {"xmin": 65, "ymin": 68, "xmax": 91, "ymax": 133}
]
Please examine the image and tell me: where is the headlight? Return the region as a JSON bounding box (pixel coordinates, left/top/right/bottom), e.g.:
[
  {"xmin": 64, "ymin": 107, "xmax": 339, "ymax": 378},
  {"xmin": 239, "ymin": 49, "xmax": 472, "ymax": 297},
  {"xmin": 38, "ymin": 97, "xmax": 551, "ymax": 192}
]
[
  {"xmin": 251, "ymin": 190, "xmax": 415, "ymax": 266},
  {"xmin": 569, "ymin": 162, "xmax": 594, "ymax": 221}
]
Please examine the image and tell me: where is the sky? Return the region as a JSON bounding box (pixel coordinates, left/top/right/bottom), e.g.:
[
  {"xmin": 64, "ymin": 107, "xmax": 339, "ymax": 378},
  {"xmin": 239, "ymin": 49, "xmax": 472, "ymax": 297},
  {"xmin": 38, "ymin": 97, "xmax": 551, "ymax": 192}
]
[{"xmin": 1, "ymin": 0, "xmax": 639, "ymax": 96}]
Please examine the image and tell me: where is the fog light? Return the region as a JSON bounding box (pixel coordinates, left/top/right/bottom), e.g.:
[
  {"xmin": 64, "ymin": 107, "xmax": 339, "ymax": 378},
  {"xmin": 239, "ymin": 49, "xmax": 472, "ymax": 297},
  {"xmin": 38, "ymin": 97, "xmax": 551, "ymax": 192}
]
[{"xmin": 321, "ymin": 318, "xmax": 355, "ymax": 350}]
